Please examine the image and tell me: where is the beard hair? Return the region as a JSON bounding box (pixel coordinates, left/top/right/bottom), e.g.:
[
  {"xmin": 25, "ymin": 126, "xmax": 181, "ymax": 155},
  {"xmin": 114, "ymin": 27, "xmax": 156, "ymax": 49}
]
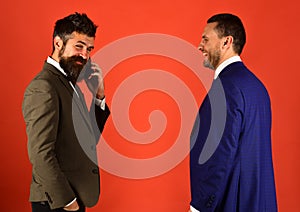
[
  {"xmin": 203, "ymin": 45, "xmax": 221, "ymax": 70},
  {"xmin": 203, "ymin": 59, "xmax": 215, "ymax": 70},
  {"xmin": 59, "ymin": 55, "xmax": 87, "ymax": 85}
]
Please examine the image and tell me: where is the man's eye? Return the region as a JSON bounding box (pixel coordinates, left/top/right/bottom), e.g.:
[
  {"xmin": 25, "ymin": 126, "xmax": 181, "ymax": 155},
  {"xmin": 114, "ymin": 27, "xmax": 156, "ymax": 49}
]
[{"xmin": 75, "ymin": 45, "xmax": 83, "ymax": 49}]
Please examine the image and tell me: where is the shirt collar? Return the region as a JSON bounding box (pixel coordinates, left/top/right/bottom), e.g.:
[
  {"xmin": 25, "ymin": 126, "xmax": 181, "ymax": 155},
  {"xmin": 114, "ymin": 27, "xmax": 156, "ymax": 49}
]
[
  {"xmin": 214, "ymin": 56, "xmax": 242, "ymax": 79},
  {"xmin": 46, "ymin": 56, "xmax": 79, "ymax": 97},
  {"xmin": 46, "ymin": 56, "xmax": 67, "ymax": 76}
]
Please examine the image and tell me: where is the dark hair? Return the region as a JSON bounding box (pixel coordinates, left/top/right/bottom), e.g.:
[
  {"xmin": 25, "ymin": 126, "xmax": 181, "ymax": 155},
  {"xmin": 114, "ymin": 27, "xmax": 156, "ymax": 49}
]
[
  {"xmin": 52, "ymin": 12, "xmax": 98, "ymax": 52},
  {"xmin": 207, "ymin": 13, "xmax": 246, "ymax": 55}
]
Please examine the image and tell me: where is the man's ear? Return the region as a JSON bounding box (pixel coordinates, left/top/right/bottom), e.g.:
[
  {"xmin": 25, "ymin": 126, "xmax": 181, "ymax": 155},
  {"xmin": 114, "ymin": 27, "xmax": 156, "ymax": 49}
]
[
  {"xmin": 222, "ymin": 36, "xmax": 233, "ymax": 49},
  {"xmin": 53, "ymin": 36, "xmax": 63, "ymax": 51}
]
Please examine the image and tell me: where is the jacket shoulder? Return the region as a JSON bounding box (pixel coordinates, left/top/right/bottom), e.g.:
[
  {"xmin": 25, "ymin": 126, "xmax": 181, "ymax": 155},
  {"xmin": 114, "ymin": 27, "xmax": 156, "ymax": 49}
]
[{"xmin": 25, "ymin": 63, "xmax": 64, "ymax": 92}]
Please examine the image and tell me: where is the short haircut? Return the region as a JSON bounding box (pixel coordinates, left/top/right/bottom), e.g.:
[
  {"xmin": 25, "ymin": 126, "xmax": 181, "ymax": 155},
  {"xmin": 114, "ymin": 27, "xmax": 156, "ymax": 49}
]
[
  {"xmin": 52, "ymin": 12, "xmax": 98, "ymax": 52},
  {"xmin": 207, "ymin": 13, "xmax": 246, "ymax": 55}
]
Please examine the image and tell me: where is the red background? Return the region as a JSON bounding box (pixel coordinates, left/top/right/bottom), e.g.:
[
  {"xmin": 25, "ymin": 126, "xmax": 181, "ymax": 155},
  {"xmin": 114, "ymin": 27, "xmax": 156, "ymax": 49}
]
[{"xmin": 1, "ymin": 0, "xmax": 299, "ymax": 211}]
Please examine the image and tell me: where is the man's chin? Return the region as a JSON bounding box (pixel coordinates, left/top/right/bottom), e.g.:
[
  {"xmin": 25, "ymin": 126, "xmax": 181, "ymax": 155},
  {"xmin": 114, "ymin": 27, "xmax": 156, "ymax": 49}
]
[
  {"xmin": 203, "ymin": 60, "xmax": 215, "ymax": 70},
  {"xmin": 59, "ymin": 57, "xmax": 87, "ymax": 84}
]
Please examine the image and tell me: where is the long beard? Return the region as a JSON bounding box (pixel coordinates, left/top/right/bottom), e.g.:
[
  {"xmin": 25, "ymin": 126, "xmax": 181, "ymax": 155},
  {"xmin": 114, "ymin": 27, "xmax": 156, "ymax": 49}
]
[{"xmin": 59, "ymin": 55, "xmax": 87, "ymax": 85}]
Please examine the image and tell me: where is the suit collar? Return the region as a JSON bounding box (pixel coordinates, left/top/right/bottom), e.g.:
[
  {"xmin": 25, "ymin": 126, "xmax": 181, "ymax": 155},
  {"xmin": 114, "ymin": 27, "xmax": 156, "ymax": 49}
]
[
  {"xmin": 214, "ymin": 56, "xmax": 242, "ymax": 79},
  {"xmin": 43, "ymin": 61, "xmax": 94, "ymax": 134},
  {"xmin": 46, "ymin": 56, "xmax": 67, "ymax": 76}
]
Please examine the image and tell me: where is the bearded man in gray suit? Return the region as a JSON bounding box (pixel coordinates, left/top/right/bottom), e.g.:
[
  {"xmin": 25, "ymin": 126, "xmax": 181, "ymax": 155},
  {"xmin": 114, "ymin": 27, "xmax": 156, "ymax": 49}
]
[{"xmin": 22, "ymin": 12, "xmax": 110, "ymax": 212}]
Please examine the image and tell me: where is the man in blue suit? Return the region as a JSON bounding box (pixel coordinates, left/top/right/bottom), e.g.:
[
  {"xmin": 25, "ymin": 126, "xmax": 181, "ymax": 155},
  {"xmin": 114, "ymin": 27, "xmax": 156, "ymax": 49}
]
[{"xmin": 189, "ymin": 13, "xmax": 277, "ymax": 211}]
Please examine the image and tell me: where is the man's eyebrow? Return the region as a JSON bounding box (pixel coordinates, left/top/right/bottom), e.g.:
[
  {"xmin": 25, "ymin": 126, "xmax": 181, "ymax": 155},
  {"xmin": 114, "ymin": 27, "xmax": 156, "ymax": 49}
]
[
  {"xmin": 77, "ymin": 40, "xmax": 87, "ymax": 46},
  {"xmin": 77, "ymin": 40, "xmax": 94, "ymax": 49},
  {"xmin": 77, "ymin": 41, "xmax": 87, "ymax": 45}
]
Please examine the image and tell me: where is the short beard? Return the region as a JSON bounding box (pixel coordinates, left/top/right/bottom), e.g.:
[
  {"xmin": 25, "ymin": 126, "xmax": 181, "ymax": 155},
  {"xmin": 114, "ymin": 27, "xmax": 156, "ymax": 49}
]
[
  {"xmin": 203, "ymin": 46, "xmax": 221, "ymax": 70},
  {"xmin": 203, "ymin": 59, "xmax": 215, "ymax": 70},
  {"xmin": 59, "ymin": 55, "xmax": 87, "ymax": 85}
]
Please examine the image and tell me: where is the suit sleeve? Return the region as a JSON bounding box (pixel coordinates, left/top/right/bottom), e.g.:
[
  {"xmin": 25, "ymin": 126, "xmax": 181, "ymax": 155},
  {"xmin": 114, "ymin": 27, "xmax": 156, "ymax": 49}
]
[
  {"xmin": 22, "ymin": 79, "xmax": 75, "ymax": 209},
  {"xmin": 89, "ymin": 102, "xmax": 110, "ymax": 142},
  {"xmin": 190, "ymin": 81, "xmax": 244, "ymax": 211}
]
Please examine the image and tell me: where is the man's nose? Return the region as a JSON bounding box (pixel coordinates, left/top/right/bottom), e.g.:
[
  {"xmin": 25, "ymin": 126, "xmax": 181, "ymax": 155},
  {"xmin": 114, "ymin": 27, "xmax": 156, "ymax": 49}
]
[
  {"xmin": 79, "ymin": 49, "xmax": 89, "ymax": 60},
  {"xmin": 198, "ymin": 43, "xmax": 204, "ymax": 51},
  {"xmin": 198, "ymin": 40, "xmax": 204, "ymax": 51}
]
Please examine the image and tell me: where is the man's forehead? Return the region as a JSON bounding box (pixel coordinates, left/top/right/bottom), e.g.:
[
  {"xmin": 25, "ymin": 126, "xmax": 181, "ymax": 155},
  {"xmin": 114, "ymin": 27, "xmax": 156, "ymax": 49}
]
[
  {"xmin": 70, "ymin": 32, "xmax": 95, "ymax": 44},
  {"xmin": 202, "ymin": 22, "xmax": 218, "ymax": 38}
]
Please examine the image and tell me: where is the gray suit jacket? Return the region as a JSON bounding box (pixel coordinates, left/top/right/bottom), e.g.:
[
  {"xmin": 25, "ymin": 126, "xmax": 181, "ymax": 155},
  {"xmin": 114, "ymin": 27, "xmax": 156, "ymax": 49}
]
[{"xmin": 22, "ymin": 62, "xmax": 110, "ymax": 209}]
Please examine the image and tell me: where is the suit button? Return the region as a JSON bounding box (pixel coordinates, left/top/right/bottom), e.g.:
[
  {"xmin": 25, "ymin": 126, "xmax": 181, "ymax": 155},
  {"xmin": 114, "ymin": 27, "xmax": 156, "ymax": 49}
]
[{"xmin": 92, "ymin": 168, "xmax": 99, "ymax": 174}]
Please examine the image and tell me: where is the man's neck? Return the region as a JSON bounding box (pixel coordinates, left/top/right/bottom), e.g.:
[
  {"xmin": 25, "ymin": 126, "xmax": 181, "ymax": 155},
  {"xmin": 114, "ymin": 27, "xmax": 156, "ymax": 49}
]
[{"xmin": 214, "ymin": 55, "xmax": 242, "ymax": 79}]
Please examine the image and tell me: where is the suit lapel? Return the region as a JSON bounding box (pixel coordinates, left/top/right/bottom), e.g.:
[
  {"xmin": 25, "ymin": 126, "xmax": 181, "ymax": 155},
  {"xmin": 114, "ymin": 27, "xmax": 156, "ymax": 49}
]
[
  {"xmin": 61, "ymin": 77, "xmax": 94, "ymax": 134},
  {"xmin": 45, "ymin": 63, "xmax": 94, "ymax": 134}
]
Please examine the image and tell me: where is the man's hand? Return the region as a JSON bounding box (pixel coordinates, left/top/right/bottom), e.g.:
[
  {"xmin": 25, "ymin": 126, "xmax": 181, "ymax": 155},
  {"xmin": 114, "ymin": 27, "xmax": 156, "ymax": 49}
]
[
  {"xmin": 84, "ymin": 61, "xmax": 105, "ymax": 99},
  {"xmin": 63, "ymin": 200, "xmax": 79, "ymax": 211}
]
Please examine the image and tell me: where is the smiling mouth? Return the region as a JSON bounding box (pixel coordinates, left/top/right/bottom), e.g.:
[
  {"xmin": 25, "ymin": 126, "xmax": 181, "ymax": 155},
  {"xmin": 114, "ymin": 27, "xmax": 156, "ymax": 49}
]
[
  {"xmin": 75, "ymin": 61, "xmax": 86, "ymax": 66},
  {"xmin": 202, "ymin": 52, "xmax": 208, "ymax": 59}
]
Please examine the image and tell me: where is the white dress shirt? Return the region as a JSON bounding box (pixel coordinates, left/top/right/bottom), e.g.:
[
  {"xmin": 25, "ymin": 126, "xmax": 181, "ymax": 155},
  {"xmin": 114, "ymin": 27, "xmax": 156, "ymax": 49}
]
[{"xmin": 214, "ymin": 56, "xmax": 242, "ymax": 79}]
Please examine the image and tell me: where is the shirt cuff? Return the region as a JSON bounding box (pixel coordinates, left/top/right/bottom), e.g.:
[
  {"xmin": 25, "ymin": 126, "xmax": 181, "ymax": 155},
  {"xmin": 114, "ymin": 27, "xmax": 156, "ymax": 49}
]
[
  {"xmin": 65, "ymin": 198, "xmax": 77, "ymax": 207},
  {"xmin": 94, "ymin": 97, "xmax": 106, "ymax": 111},
  {"xmin": 190, "ymin": 205, "xmax": 200, "ymax": 212}
]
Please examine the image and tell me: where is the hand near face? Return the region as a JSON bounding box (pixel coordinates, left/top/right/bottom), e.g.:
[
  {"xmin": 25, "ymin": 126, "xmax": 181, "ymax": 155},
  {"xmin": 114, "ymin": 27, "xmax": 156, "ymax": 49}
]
[{"xmin": 84, "ymin": 61, "xmax": 105, "ymax": 99}]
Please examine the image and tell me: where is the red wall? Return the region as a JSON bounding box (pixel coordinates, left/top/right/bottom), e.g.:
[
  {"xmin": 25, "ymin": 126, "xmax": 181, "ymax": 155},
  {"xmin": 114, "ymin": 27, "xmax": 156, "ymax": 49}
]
[{"xmin": 1, "ymin": 0, "xmax": 299, "ymax": 211}]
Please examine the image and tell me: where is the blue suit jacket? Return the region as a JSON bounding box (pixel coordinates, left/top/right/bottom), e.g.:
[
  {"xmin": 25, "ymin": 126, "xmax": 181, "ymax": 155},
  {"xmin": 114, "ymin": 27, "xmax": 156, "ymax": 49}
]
[{"xmin": 190, "ymin": 62, "xmax": 277, "ymax": 211}]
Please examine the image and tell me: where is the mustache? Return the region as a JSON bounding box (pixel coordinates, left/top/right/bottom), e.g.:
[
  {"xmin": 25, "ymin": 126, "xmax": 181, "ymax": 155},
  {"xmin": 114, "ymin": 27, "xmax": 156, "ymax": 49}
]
[{"xmin": 69, "ymin": 55, "xmax": 87, "ymax": 65}]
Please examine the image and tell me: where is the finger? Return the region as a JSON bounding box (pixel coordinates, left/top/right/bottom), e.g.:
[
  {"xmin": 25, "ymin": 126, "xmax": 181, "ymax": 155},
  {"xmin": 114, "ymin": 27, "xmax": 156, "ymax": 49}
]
[
  {"xmin": 90, "ymin": 63, "xmax": 102, "ymax": 73},
  {"xmin": 87, "ymin": 72, "xmax": 102, "ymax": 80},
  {"xmin": 63, "ymin": 206, "xmax": 79, "ymax": 211},
  {"xmin": 90, "ymin": 62, "xmax": 100, "ymax": 69},
  {"xmin": 89, "ymin": 72, "xmax": 100, "ymax": 77}
]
